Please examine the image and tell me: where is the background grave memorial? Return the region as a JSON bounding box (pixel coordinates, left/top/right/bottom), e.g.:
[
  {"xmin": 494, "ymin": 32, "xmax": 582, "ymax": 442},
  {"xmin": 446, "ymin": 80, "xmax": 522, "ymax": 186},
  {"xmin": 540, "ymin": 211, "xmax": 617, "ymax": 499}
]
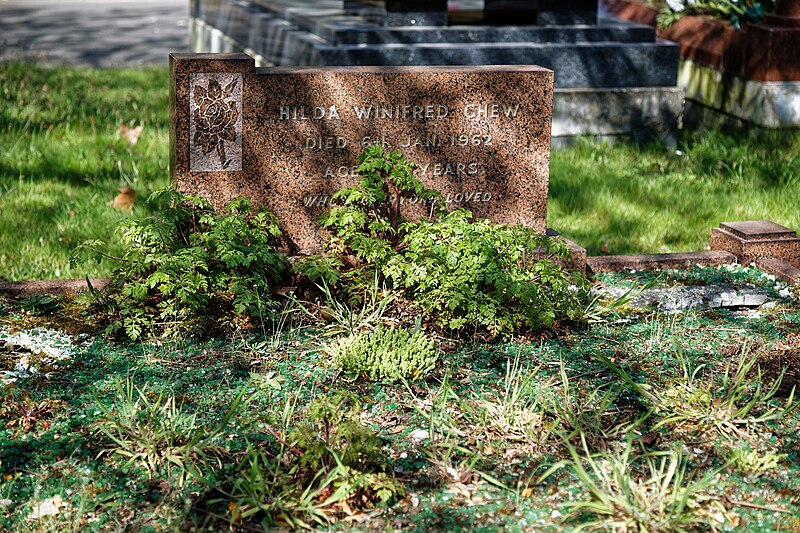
[
  {"xmin": 171, "ymin": 53, "xmax": 554, "ymax": 251},
  {"xmin": 188, "ymin": 0, "xmax": 682, "ymax": 141}
]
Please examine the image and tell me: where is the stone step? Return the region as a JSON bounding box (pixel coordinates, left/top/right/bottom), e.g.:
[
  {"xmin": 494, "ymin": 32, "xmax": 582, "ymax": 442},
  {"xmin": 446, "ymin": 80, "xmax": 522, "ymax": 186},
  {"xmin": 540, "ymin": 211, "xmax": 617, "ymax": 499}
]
[
  {"xmin": 272, "ymin": 39, "xmax": 679, "ymax": 89},
  {"xmin": 308, "ymin": 21, "xmax": 656, "ymax": 46},
  {"xmin": 212, "ymin": 1, "xmax": 657, "ymax": 45}
]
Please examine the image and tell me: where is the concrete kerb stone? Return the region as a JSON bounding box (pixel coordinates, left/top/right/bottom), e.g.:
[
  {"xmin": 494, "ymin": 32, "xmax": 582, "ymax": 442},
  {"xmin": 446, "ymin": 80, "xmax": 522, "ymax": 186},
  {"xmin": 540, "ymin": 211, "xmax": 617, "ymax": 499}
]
[
  {"xmin": 755, "ymin": 257, "xmax": 800, "ymax": 284},
  {"xmin": 0, "ymin": 279, "xmax": 111, "ymax": 298},
  {"xmin": 587, "ymin": 251, "xmax": 737, "ymax": 274}
]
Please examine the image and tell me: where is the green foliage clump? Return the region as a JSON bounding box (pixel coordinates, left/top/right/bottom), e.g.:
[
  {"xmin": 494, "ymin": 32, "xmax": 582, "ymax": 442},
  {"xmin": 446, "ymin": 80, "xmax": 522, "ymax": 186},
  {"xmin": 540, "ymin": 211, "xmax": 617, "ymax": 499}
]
[
  {"xmin": 385, "ymin": 210, "xmax": 584, "ymax": 336},
  {"xmin": 724, "ymin": 444, "xmax": 785, "ymax": 477},
  {"xmin": 16, "ymin": 295, "xmax": 59, "ymax": 316},
  {"xmin": 73, "ymin": 188, "xmax": 287, "ymax": 339},
  {"xmin": 227, "ymin": 392, "xmax": 403, "ymax": 529},
  {"xmin": 330, "ymin": 326, "xmax": 437, "ymax": 382},
  {"xmin": 299, "ymin": 145, "xmax": 587, "ymax": 339},
  {"xmin": 288, "ymin": 392, "xmax": 393, "ymax": 477},
  {"xmin": 322, "ymin": 145, "xmax": 442, "ymax": 262}
]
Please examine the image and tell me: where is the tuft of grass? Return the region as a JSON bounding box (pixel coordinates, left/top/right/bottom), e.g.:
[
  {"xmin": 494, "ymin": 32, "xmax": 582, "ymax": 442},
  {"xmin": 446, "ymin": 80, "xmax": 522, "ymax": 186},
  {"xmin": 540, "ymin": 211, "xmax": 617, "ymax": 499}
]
[
  {"xmin": 93, "ymin": 376, "xmax": 244, "ymax": 486},
  {"xmin": 304, "ymin": 276, "xmax": 395, "ymax": 338},
  {"xmin": 545, "ymin": 435, "xmax": 729, "ymax": 532},
  {"xmin": 599, "ymin": 346, "xmax": 796, "ymax": 443}
]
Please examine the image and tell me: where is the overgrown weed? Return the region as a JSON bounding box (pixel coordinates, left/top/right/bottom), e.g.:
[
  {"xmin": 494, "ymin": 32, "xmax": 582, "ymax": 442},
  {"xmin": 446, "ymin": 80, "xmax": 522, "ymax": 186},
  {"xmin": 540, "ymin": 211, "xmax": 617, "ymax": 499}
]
[
  {"xmin": 93, "ymin": 376, "xmax": 245, "ymax": 486},
  {"xmin": 543, "ymin": 435, "xmax": 729, "ymax": 532},
  {"xmin": 598, "ymin": 346, "xmax": 796, "ymax": 444}
]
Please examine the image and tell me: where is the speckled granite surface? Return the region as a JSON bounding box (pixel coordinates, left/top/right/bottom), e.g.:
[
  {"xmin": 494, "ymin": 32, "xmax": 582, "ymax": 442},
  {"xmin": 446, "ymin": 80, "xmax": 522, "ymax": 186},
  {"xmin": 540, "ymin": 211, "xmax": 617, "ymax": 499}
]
[
  {"xmin": 171, "ymin": 53, "xmax": 554, "ymax": 252},
  {"xmin": 711, "ymin": 220, "xmax": 800, "ymax": 268}
]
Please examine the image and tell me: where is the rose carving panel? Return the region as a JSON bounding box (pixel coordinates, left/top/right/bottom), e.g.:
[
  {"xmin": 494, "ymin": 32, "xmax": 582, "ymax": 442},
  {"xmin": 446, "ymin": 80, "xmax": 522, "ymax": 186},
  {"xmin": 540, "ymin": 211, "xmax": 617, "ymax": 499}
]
[{"xmin": 189, "ymin": 73, "xmax": 242, "ymax": 172}]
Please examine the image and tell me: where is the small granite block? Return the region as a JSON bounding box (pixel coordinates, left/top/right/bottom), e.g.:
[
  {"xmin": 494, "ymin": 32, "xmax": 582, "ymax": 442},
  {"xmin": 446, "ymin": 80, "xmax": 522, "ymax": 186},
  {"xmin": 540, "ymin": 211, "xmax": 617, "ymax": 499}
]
[
  {"xmin": 171, "ymin": 53, "xmax": 554, "ymax": 252},
  {"xmin": 710, "ymin": 220, "xmax": 800, "ymax": 268}
]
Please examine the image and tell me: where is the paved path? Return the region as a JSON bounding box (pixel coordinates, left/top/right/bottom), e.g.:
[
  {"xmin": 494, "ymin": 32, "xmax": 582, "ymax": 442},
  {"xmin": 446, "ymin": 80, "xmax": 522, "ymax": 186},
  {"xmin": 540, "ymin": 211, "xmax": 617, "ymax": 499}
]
[
  {"xmin": 0, "ymin": 0, "xmax": 492, "ymax": 67},
  {"xmin": 0, "ymin": 0, "xmax": 189, "ymax": 67}
]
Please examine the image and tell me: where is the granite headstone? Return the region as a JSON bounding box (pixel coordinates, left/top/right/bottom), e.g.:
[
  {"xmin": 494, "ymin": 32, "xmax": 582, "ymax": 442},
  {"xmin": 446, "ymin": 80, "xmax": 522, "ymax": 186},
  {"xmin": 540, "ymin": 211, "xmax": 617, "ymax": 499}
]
[{"xmin": 171, "ymin": 53, "xmax": 554, "ymax": 251}]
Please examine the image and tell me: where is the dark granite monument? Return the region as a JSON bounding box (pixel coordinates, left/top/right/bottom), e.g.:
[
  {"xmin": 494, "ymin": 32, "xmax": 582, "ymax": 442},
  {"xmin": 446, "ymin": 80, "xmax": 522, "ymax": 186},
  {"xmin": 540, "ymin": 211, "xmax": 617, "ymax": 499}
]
[
  {"xmin": 484, "ymin": 0, "xmax": 598, "ymax": 25},
  {"xmin": 189, "ymin": 0, "xmax": 683, "ymax": 141},
  {"xmin": 171, "ymin": 53, "xmax": 554, "ymax": 251},
  {"xmin": 345, "ymin": 0, "xmax": 449, "ymax": 26}
]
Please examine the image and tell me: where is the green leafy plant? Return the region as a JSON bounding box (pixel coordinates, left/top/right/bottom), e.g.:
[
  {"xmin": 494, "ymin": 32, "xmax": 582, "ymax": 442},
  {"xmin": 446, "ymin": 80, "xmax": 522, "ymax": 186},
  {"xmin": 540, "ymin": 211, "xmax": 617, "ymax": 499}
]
[
  {"xmin": 723, "ymin": 444, "xmax": 785, "ymax": 477},
  {"xmin": 542, "ymin": 436, "xmax": 729, "ymax": 532},
  {"xmin": 16, "ymin": 295, "xmax": 59, "ymax": 316},
  {"xmin": 657, "ymin": 0, "xmax": 775, "ymax": 29},
  {"xmin": 73, "ymin": 188, "xmax": 288, "ymax": 339},
  {"xmin": 302, "ymin": 147, "xmax": 588, "ymax": 339},
  {"xmin": 385, "ymin": 210, "xmax": 586, "ymax": 338},
  {"xmin": 322, "ymin": 145, "xmax": 442, "ymax": 261},
  {"xmin": 329, "ymin": 326, "xmax": 437, "ymax": 382}
]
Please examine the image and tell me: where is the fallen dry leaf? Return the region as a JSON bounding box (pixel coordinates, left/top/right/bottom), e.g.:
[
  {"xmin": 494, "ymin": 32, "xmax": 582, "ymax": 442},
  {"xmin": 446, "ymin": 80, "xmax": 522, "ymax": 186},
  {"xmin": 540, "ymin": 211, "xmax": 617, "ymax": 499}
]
[
  {"xmin": 29, "ymin": 495, "xmax": 66, "ymax": 520},
  {"xmin": 119, "ymin": 124, "xmax": 144, "ymax": 145},
  {"xmin": 107, "ymin": 187, "xmax": 136, "ymax": 211}
]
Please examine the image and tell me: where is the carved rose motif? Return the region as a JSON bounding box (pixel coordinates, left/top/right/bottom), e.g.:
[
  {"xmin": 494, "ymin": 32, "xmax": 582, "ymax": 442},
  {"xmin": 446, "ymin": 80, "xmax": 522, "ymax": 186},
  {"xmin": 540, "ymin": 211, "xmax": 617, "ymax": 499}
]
[{"xmin": 192, "ymin": 77, "xmax": 239, "ymax": 169}]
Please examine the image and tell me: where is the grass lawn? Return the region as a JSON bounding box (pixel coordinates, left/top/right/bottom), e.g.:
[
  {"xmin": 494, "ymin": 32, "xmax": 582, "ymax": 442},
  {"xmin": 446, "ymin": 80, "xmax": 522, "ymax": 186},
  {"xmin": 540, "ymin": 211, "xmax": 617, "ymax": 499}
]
[
  {"xmin": 2, "ymin": 61, "xmax": 800, "ymax": 280},
  {"xmin": 0, "ymin": 62, "xmax": 169, "ymax": 281},
  {"xmin": 1, "ymin": 264, "xmax": 799, "ymax": 530}
]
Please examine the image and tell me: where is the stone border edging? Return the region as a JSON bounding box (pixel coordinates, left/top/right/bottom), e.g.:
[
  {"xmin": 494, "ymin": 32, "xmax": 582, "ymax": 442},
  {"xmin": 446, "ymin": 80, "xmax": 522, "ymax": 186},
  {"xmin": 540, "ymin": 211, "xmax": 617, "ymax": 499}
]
[
  {"xmin": 3, "ymin": 220, "xmax": 799, "ymax": 297},
  {"xmin": 754, "ymin": 257, "xmax": 800, "ymax": 284},
  {"xmin": 0, "ymin": 279, "xmax": 111, "ymax": 297},
  {"xmin": 587, "ymin": 251, "xmax": 736, "ymax": 273}
]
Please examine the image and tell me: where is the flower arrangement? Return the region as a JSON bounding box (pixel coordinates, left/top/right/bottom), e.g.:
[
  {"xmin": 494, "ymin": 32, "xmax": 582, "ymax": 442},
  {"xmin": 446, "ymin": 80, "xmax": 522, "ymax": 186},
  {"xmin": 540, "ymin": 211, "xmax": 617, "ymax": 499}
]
[{"xmin": 656, "ymin": 0, "xmax": 775, "ymax": 28}]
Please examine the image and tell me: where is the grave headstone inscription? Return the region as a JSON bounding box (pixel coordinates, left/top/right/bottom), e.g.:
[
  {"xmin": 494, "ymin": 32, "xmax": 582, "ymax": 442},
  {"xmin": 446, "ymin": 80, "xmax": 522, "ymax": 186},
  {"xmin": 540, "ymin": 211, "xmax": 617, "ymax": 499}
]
[{"xmin": 170, "ymin": 53, "xmax": 554, "ymax": 252}]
